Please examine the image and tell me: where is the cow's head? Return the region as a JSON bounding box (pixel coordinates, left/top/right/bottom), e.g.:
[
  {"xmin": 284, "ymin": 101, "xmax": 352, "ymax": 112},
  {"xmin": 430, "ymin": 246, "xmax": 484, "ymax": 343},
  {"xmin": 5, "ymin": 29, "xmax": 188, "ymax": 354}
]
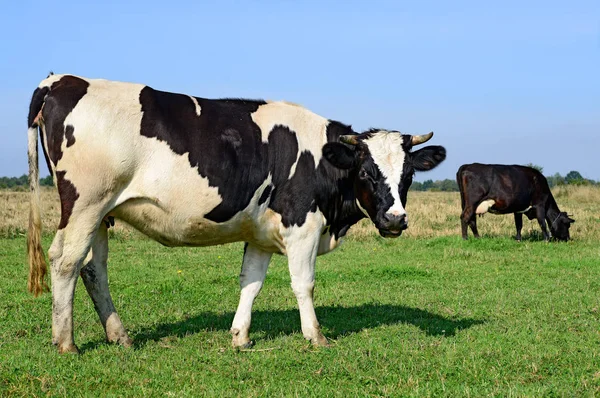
[
  {"xmin": 323, "ymin": 130, "xmax": 446, "ymax": 237},
  {"xmin": 550, "ymin": 212, "xmax": 575, "ymax": 241}
]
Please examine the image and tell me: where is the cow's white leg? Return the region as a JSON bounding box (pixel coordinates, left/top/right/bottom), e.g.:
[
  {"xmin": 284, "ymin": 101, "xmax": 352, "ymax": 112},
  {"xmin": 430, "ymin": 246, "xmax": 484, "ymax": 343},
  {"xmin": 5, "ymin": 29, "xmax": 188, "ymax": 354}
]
[
  {"xmin": 285, "ymin": 217, "xmax": 328, "ymax": 346},
  {"xmin": 231, "ymin": 243, "xmax": 272, "ymax": 348},
  {"xmin": 80, "ymin": 223, "xmax": 132, "ymax": 347},
  {"xmin": 49, "ymin": 215, "xmax": 100, "ymax": 354}
]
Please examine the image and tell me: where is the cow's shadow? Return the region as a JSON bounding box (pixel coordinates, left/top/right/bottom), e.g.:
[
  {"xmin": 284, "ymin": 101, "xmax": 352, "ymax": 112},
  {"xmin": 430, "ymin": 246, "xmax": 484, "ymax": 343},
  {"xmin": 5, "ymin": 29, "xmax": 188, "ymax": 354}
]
[{"xmin": 115, "ymin": 304, "xmax": 484, "ymax": 350}]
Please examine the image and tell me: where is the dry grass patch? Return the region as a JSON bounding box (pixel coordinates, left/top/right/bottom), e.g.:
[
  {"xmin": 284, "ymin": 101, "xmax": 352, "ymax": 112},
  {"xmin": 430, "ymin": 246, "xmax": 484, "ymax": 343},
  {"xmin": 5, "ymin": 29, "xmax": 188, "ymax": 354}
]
[{"xmin": 2, "ymin": 185, "xmax": 599, "ymax": 241}]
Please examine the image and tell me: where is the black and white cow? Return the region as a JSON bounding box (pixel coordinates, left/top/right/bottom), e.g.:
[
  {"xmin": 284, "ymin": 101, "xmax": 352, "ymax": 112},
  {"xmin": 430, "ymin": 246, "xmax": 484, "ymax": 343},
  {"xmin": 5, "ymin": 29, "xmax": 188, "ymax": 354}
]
[{"xmin": 27, "ymin": 74, "xmax": 446, "ymax": 353}]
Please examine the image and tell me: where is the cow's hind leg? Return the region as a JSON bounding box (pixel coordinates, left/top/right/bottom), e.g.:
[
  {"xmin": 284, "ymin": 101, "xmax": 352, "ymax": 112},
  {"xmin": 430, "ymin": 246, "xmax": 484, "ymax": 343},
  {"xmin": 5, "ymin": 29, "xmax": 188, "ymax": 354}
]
[
  {"xmin": 231, "ymin": 243, "xmax": 272, "ymax": 348},
  {"xmin": 80, "ymin": 223, "xmax": 132, "ymax": 347},
  {"xmin": 49, "ymin": 214, "xmax": 101, "ymax": 354},
  {"xmin": 460, "ymin": 205, "xmax": 479, "ymax": 239}
]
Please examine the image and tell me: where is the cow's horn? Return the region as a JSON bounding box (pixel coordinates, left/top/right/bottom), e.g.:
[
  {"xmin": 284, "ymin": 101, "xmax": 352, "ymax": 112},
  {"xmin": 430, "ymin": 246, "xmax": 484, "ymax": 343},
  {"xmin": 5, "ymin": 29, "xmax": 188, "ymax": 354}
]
[
  {"xmin": 340, "ymin": 135, "xmax": 359, "ymax": 145},
  {"xmin": 411, "ymin": 132, "xmax": 434, "ymax": 146}
]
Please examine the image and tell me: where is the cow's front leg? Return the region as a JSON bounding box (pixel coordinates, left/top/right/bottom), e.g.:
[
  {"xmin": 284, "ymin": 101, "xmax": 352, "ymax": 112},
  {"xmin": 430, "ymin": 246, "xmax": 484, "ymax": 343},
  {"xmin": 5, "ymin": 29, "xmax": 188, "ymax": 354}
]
[
  {"xmin": 231, "ymin": 243, "xmax": 272, "ymax": 348},
  {"xmin": 535, "ymin": 207, "xmax": 551, "ymax": 241},
  {"xmin": 285, "ymin": 219, "xmax": 328, "ymax": 346},
  {"xmin": 514, "ymin": 212, "xmax": 523, "ymax": 241}
]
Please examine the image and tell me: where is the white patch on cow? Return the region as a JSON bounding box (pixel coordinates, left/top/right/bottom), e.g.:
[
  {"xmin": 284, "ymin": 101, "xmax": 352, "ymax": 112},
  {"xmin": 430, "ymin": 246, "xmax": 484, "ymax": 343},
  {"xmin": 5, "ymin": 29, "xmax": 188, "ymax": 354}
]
[
  {"xmin": 189, "ymin": 96, "xmax": 201, "ymax": 116},
  {"xmin": 363, "ymin": 132, "xmax": 407, "ymax": 216},
  {"xmin": 54, "ymin": 77, "xmax": 230, "ymax": 247},
  {"xmin": 38, "ymin": 73, "xmax": 64, "ymax": 89},
  {"xmin": 517, "ymin": 206, "xmax": 532, "ymax": 214},
  {"xmin": 476, "ymin": 199, "xmax": 495, "ymax": 215},
  {"xmin": 355, "ymin": 199, "xmax": 370, "ymax": 218},
  {"xmin": 317, "ymin": 230, "xmax": 343, "ymax": 255},
  {"xmin": 251, "ymin": 102, "xmax": 329, "ymax": 178}
]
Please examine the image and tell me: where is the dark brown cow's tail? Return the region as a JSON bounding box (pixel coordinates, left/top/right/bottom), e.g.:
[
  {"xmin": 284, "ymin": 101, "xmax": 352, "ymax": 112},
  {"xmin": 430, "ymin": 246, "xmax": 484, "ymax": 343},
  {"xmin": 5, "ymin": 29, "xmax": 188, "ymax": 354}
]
[{"xmin": 27, "ymin": 85, "xmax": 50, "ymax": 296}]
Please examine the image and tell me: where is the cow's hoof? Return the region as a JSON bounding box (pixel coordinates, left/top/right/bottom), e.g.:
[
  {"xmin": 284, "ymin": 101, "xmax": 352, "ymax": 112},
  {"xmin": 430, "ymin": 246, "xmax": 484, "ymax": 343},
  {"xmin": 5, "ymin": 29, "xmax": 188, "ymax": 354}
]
[
  {"xmin": 310, "ymin": 334, "xmax": 330, "ymax": 347},
  {"xmin": 58, "ymin": 344, "xmax": 80, "ymax": 354},
  {"xmin": 118, "ymin": 336, "xmax": 133, "ymax": 348},
  {"xmin": 235, "ymin": 341, "xmax": 255, "ymax": 350},
  {"xmin": 108, "ymin": 331, "xmax": 133, "ymax": 348},
  {"xmin": 231, "ymin": 328, "xmax": 254, "ymax": 349}
]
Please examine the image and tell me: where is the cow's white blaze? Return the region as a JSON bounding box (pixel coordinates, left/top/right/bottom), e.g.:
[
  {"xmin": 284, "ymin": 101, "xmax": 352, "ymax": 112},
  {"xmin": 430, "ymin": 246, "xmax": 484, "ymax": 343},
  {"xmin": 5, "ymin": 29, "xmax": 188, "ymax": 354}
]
[
  {"xmin": 363, "ymin": 132, "xmax": 407, "ymax": 216},
  {"xmin": 251, "ymin": 102, "xmax": 328, "ymax": 178}
]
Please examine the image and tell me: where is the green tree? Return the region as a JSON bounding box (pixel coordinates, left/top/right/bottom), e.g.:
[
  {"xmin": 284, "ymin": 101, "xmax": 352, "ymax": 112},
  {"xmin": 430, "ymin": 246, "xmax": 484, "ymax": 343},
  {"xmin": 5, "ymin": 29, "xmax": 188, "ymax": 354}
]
[
  {"xmin": 546, "ymin": 173, "xmax": 565, "ymax": 188},
  {"xmin": 40, "ymin": 175, "xmax": 54, "ymax": 186},
  {"xmin": 410, "ymin": 181, "xmax": 424, "ymax": 191},
  {"xmin": 422, "ymin": 179, "xmax": 434, "ymax": 191},
  {"xmin": 565, "ymin": 170, "xmax": 584, "ymax": 184}
]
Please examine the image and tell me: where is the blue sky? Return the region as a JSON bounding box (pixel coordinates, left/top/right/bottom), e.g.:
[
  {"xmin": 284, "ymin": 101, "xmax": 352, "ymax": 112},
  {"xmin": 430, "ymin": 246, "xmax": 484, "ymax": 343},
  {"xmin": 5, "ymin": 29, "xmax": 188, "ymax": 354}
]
[{"xmin": 1, "ymin": 0, "xmax": 598, "ymax": 181}]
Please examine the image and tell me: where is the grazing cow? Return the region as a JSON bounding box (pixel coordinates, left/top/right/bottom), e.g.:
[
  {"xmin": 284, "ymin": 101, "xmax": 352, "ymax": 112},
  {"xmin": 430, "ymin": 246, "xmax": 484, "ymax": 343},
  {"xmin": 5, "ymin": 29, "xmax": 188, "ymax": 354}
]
[
  {"xmin": 27, "ymin": 74, "xmax": 446, "ymax": 354},
  {"xmin": 456, "ymin": 163, "xmax": 574, "ymax": 241}
]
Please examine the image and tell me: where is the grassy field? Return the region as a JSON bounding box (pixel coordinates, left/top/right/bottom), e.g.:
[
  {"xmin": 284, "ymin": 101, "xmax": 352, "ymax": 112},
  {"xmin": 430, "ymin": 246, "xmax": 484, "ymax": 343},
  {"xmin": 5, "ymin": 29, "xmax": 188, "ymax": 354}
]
[{"xmin": 1, "ymin": 186, "xmax": 599, "ymax": 396}]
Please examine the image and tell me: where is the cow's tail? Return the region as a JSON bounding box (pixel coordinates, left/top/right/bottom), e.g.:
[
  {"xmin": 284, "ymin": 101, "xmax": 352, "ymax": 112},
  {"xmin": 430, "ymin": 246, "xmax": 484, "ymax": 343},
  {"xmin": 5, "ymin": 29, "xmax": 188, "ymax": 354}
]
[
  {"xmin": 456, "ymin": 165, "xmax": 466, "ymax": 211},
  {"xmin": 27, "ymin": 85, "xmax": 50, "ymax": 297}
]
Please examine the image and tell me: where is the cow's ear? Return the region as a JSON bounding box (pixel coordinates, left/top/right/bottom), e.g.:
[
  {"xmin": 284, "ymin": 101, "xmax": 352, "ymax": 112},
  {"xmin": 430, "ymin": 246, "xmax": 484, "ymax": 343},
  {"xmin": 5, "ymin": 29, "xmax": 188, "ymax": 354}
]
[
  {"xmin": 411, "ymin": 145, "xmax": 446, "ymax": 171},
  {"xmin": 323, "ymin": 143, "xmax": 357, "ymax": 170}
]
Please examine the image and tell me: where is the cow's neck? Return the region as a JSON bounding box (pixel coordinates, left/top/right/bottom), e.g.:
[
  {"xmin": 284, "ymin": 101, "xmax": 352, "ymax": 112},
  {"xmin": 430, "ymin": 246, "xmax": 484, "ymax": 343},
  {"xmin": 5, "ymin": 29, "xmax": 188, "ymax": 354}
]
[
  {"xmin": 316, "ymin": 121, "xmax": 366, "ymax": 239},
  {"xmin": 316, "ymin": 171, "xmax": 366, "ymax": 239},
  {"xmin": 545, "ymin": 202, "xmax": 562, "ymax": 226}
]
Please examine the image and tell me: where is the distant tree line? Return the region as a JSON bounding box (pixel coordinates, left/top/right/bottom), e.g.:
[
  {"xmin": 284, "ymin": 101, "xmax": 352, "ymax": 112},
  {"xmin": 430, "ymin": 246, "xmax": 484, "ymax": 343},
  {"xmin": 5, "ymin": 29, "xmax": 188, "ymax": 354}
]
[
  {"xmin": 0, "ymin": 167, "xmax": 597, "ymax": 191},
  {"xmin": 0, "ymin": 175, "xmax": 53, "ymax": 189}
]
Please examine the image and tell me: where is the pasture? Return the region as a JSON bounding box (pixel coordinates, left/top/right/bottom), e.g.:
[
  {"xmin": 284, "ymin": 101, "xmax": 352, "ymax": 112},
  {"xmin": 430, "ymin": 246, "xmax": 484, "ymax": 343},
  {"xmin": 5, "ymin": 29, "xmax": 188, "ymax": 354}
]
[{"xmin": 1, "ymin": 186, "xmax": 599, "ymax": 396}]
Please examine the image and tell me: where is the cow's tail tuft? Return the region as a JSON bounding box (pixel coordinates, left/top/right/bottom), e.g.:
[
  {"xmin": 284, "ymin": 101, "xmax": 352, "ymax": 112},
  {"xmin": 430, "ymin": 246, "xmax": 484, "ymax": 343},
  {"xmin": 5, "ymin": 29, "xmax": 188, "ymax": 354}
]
[{"xmin": 27, "ymin": 86, "xmax": 50, "ymax": 297}]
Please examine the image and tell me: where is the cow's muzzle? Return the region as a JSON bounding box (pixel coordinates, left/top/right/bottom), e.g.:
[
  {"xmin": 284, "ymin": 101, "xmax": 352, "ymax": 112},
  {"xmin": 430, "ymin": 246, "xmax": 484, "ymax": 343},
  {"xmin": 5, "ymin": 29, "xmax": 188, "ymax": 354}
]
[{"xmin": 378, "ymin": 214, "xmax": 408, "ymax": 238}]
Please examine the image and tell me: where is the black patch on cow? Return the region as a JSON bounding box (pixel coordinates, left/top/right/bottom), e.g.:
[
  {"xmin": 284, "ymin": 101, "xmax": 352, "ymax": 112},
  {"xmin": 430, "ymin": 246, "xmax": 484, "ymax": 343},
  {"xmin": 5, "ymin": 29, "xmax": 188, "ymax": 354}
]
[
  {"xmin": 28, "ymin": 86, "xmax": 50, "ymax": 127},
  {"xmin": 56, "ymin": 171, "xmax": 80, "ymax": 230},
  {"xmin": 258, "ymin": 185, "xmax": 272, "ymax": 205},
  {"xmin": 80, "ymin": 264, "xmax": 97, "ymax": 284},
  {"xmin": 139, "ymin": 87, "xmax": 276, "ymax": 223},
  {"xmin": 314, "ymin": 122, "xmax": 366, "ymax": 239},
  {"xmin": 65, "ymin": 125, "xmax": 76, "ymax": 147},
  {"xmin": 42, "ymin": 76, "xmax": 89, "ymax": 165},
  {"xmin": 270, "ymin": 151, "xmax": 318, "ymax": 227},
  {"xmin": 28, "ymin": 86, "xmax": 53, "ymax": 175}
]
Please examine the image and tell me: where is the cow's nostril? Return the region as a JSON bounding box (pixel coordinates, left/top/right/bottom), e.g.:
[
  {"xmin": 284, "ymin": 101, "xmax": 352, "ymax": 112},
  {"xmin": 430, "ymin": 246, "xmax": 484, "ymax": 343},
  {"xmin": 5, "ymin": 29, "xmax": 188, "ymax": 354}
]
[{"xmin": 383, "ymin": 213, "xmax": 407, "ymax": 228}]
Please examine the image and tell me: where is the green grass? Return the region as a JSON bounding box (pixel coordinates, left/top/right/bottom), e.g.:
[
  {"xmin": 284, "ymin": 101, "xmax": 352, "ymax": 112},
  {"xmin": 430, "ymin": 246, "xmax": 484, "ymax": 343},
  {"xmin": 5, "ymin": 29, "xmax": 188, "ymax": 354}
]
[{"xmin": 1, "ymin": 235, "xmax": 600, "ymax": 396}]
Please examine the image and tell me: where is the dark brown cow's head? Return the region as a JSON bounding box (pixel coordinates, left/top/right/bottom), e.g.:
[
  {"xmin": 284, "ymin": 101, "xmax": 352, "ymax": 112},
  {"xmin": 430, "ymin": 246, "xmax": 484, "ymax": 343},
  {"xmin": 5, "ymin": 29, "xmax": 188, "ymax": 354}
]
[{"xmin": 550, "ymin": 212, "xmax": 575, "ymax": 241}]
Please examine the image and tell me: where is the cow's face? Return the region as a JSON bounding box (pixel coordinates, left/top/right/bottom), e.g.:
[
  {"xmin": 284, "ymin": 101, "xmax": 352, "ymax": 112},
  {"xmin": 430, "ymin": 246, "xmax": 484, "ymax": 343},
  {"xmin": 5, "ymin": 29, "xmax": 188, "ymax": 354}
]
[
  {"xmin": 323, "ymin": 130, "xmax": 446, "ymax": 237},
  {"xmin": 551, "ymin": 212, "xmax": 575, "ymax": 241}
]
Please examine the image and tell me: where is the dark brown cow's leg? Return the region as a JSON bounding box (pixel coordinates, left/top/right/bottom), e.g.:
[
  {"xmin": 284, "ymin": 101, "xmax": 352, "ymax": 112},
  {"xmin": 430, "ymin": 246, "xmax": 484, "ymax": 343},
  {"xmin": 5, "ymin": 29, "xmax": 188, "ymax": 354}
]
[{"xmin": 514, "ymin": 213, "xmax": 523, "ymax": 241}]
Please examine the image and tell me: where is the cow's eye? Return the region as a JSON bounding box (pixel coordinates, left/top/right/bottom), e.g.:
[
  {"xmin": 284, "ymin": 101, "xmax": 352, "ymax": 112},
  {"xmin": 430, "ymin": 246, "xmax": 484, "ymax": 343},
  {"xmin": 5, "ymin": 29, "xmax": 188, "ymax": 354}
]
[{"xmin": 358, "ymin": 169, "xmax": 375, "ymax": 184}]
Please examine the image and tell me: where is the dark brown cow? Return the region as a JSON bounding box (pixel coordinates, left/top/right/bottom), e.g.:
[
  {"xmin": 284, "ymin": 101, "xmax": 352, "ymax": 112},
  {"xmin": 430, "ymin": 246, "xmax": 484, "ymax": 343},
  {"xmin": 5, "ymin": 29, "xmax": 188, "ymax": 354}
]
[{"xmin": 456, "ymin": 163, "xmax": 574, "ymax": 241}]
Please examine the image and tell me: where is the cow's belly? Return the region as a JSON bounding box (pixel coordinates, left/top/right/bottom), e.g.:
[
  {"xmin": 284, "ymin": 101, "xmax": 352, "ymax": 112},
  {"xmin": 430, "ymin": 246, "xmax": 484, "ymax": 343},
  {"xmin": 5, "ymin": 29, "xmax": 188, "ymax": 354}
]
[
  {"xmin": 111, "ymin": 198, "xmax": 285, "ymax": 252},
  {"xmin": 111, "ymin": 199, "xmax": 238, "ymax": 246}
]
